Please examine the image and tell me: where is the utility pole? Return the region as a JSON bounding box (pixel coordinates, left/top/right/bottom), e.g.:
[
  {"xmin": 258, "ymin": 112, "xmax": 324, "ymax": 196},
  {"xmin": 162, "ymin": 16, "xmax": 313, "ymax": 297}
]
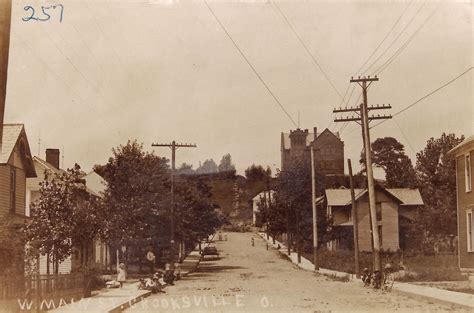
[
  {"xmin": 333, "ymin": 75, "xmax": 391, "ymax": 272},
  {"xmin": 348, "ymin": 159, "xmax": 360, "ymax": 277},
  {"xmin": 296, "ymin": 205, "xmax": 301, "ymax": 263},
  {"xmin": 286, "ymin": 204, "xmax": 291, "ymax": 256},
  {"xmin": 265, "ymin": 174, "xmax": 271, "ymax": 240},
  {"xmin": 151, "ymin": 141, "xmax": 197, "ymax": 271},
  {"xmin": 0, "ymin": 0, "xmax": 12, "ymax": 150},
  {"xmin": 311, "ymin": 146, "xmax": 319, "ymax": 270}
]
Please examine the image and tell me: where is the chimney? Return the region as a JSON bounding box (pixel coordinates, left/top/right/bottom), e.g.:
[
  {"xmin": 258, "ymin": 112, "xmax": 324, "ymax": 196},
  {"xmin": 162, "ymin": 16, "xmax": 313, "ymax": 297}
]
[
  {"xmin": 0, "ymin": 1, "xmax": 12, "ymax": 150},
  {"xmin": 46, "ymin": 149, "xmax": 60, "ymax": 169},
  {"xmin": 313, "ymin": 127, "xmax": 317, "ymax": 141}
]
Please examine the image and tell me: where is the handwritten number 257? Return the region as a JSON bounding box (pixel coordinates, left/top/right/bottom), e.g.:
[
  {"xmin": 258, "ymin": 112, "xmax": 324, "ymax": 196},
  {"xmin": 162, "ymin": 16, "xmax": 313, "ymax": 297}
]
[{"xmin": 22, "ymin": 5, "xmax": 64, "ymax": 23}]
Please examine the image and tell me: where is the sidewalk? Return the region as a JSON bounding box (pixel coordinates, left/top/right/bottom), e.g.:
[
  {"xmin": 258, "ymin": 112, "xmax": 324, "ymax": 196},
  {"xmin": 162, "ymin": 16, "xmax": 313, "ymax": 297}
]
[
  {"xmin": 180, "ymin": 250, "xmax": 201, "ymax": 276},
  {"xmin": 257, "ymin": 232, "xmax": 352, "ymax": 279},
  {"xmin": 49, "ymin": 248, "xmax": 202, "ymax": 313},
  {"xmin": 257, "ymin": 232, "xmax": 474, "ymax": 310},
  {"xmin": 49, "ymin": 282, "xmax": 150, "ymax": 313}
]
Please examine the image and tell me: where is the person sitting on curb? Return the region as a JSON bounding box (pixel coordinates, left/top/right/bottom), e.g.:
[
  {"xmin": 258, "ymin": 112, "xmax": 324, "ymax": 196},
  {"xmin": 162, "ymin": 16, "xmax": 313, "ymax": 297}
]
[
  {"xmin": 163, "ymin": 264, "xmax": 175, "ymax": 285},
  {"xmin": 174, "ymin": 262, "xmax": 181, "ymax": 281},
  {"xmin": 164, "ymin": 269, "xmax": 175, "ymax": 285}
]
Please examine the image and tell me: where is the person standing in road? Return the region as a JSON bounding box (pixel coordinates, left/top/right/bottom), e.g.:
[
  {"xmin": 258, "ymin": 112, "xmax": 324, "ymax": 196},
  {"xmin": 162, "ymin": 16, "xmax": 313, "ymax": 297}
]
[{"xmin": 251, "ymin": 237, "xmax": 255, "ymax": 247}]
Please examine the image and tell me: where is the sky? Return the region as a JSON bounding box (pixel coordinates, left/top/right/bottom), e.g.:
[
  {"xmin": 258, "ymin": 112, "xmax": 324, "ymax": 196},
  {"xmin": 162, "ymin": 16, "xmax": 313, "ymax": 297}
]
[{"xmin": 4, "ymin": 0, "xmax": 473, "ymax": 176}]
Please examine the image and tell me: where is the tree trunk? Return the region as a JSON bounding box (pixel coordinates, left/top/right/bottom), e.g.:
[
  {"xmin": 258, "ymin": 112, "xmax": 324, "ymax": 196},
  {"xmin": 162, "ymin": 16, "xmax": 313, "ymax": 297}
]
[
  {"xmin": 46, "ymin": 252, "xmax": 50, "ymax": 275},
  {"xmin": 85, "ymin": 242, "xmax": 89, "ymax": 268},
  {"xmin": 105, "ymin": 244, "xmax": 109, "ymax": 271},
  {"xmin": 80, "ymin": 245, "xmax": 84, "ymax": 266}
]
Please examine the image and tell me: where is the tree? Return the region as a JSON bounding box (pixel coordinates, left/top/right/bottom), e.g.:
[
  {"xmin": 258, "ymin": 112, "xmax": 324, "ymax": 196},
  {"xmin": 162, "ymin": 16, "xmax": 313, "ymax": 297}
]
[
  {"xmin": 217, "ymin": 153, "xmax": 236, "ymax": 175},
  {"xmin": 360, "ymin": 137, "xmax": 417, "ymax": 188},
  {"xmin": 177, "ymin": 163, "xmax": 195, "ymax": 176},
  {"xmin": 174, "ymin": 179, "xmax": 224, "ymax": 246},
  {"xmin": 245, "ymin": 164, "xmax": 271, "ymax": 181},
  {"xmin": 196, "ymin": 159, "xmax": 218, "ymax": 174},
  {"xmin": 413, "ymin": 133, "xmax": 464, "ymax": 248},
  {"xmin": 23, "ymin": 164, "xmax": 100, "ymax": 274},
  {"xmin": 259, "ymin": 159, "xmax": 333, "ymax": 252},
  {"xmin": 97, "ymin": 141, "xmax": 170, "ymax": 250}
]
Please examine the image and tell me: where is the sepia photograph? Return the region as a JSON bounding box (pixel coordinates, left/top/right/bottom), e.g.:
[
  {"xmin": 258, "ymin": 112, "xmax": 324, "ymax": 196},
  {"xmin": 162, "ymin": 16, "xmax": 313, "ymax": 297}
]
[{"xmin": 0, "ymin": 0, "xmax": 472, "ymax": 312}]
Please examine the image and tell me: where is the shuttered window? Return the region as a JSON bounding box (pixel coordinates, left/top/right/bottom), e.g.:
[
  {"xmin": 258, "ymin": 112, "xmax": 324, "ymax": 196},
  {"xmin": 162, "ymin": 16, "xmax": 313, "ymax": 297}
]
[
  {"xmin": 10, "ymin": 167, "xmax": 16, "ymax": 213},
  {"xmin": 467, "ymin": 211, "xmax": 473, "ymax": 252}
]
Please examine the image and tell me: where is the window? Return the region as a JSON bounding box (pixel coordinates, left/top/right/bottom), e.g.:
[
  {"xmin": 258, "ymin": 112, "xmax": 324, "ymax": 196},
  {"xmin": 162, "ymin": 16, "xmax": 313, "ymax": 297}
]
[
  {"xmin": 468, "ymin": 210, "xmax": 474, "ymax": 252},
  {"xmin": 378, "ymin": 226, "xmax": 383, "ymax": 247},
  {"xmin": 376, "ymin": 203, "xmax": 382, "ymax": 221},
  {"xmin": 10, "ymin": 168, "xmax": 16, "ymax": 213},
  {"xmin": 466, "ymin": 154, "xmax": 472, "ymax": 192}
]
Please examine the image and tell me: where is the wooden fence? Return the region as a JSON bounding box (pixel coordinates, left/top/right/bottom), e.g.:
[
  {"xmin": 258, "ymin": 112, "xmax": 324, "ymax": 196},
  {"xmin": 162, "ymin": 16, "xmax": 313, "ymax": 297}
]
[{"xmin": 0, "ymin": 273, "xmax": 85, "ymax": 311}]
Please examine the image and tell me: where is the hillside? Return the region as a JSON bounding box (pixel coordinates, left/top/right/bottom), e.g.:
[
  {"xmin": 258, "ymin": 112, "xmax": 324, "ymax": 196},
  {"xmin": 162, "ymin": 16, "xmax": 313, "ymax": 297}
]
[{"xmin": 183, "ymin": 173, "xmax": 274, "ymax": 223}]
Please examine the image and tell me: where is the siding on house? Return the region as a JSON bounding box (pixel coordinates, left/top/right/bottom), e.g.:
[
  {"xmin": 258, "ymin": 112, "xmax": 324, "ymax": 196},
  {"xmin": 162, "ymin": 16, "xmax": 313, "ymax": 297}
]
[
  {"xmin": 356, "ymin": 201, "xmax": 372, "ymax": 251},
  {"xmin": 382, "ymin": 201, "xmax": 399, "ymax": 251},
  {"xmin": 39, "ymin": 254, "xmax": 72, "ymax": 274},
  {"xmin": 456, "ymin": 150, "xmax": 474, "ymax": 270},
  {"xmin": 0, "ymin": 165, "xmax": 10, "ymax": 218},
  {"xmin": 15, "ymin": 168, "xmax": 26, "ymax": 216},
  {"xmin": 0, "ymin": 165, "xmax": 26, "ymax": 217}
]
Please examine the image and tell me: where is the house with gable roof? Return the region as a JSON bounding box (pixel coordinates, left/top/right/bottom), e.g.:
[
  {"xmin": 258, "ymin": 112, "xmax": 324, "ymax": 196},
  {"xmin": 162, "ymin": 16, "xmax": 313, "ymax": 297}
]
[
  {"xmin": 27, "ymin": 149, "xmax": 112, "ymax": 274},
  {"xmin": 0, "ymin": 124, "xmax": 36, "ymax": 224},
  {"xmin": 318, "ymin": 184, "xmax": 424, "ymax": 251},
  {"xmin": 0, "ymin": 124, "xmax": 36, "ymax": 275},
  {"xmin": 251, "ymin": 190, "xmax": 275, "ymax": 226}
]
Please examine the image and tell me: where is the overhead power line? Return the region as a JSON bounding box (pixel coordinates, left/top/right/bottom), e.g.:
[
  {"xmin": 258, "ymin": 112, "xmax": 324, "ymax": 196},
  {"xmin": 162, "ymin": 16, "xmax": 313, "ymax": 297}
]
[
  {"xmin": 374, "ymin": 6, "xmax": 438, "ymax": 75},
  {"xmin": 354, "ymin": 0, "xmax": 414, "ymax": 76},
  {"xmin": 271, "ymin": 1, "xmax": 345, "ymax": 103},
  {"xmin": 363, "ymin": 1, "xmax": 427, "ymax": 75},
  {"xmin": 204, "ymin": 0, "xmax": 297, "ymax": 127},
  {"xmin": 332, "ymin": 1, "xmax": 412, "ymax": 129},
  {"xmin": 371, "ymin": 67, "xmax": 473, "ymax": 129}
]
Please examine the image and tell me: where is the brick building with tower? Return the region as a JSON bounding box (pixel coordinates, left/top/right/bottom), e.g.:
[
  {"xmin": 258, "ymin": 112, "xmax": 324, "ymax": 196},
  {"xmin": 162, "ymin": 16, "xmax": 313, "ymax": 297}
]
[{"xmin": 280, "ymin": 127, "xmax": 345, "ymax": 180}]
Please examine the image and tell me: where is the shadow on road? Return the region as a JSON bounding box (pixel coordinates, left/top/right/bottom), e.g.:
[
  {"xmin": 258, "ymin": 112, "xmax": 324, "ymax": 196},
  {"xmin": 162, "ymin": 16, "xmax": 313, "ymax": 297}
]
[
  {"xmin": 198, "ymin": 265, "xmax": 246, "ymax": 272},
  {"xmin": 183, "ymin": 264, "xmax": 246, "ymax": 281}
]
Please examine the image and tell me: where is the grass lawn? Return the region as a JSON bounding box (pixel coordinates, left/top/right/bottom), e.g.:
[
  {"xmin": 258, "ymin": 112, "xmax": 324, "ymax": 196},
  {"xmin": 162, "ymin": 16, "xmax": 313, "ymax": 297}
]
[
  {"xmin": 401, "ymin": 254, "xmax": 466, "ymax": 282},
  {"xmin": 302, "ymin": 249, "xmax": 466, "ymax": 282}
]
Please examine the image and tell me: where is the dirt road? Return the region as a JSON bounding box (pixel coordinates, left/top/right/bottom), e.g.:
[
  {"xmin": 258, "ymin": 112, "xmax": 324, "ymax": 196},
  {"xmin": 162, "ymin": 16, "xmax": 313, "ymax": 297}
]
[{"xmin": 125, "ymin": 232, "xmax": 463, "ymax": 312}]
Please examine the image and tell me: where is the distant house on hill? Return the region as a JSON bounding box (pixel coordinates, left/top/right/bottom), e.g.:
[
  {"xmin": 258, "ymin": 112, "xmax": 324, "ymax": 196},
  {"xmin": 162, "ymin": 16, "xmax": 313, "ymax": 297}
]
[
  {"xmin": 448, "ymin": 135, "xmax": 474, "ymax": 275},
  {"xmin": 280, "ymin": 127, "xmax": 344, "ymax": 185},
  {"xmin": 319, "ymin": 185, "xmax": 423, "ymax": 251},
  {"xmin": 251, "ymin": 190, "xmax": 275, "ymax": 226}
]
